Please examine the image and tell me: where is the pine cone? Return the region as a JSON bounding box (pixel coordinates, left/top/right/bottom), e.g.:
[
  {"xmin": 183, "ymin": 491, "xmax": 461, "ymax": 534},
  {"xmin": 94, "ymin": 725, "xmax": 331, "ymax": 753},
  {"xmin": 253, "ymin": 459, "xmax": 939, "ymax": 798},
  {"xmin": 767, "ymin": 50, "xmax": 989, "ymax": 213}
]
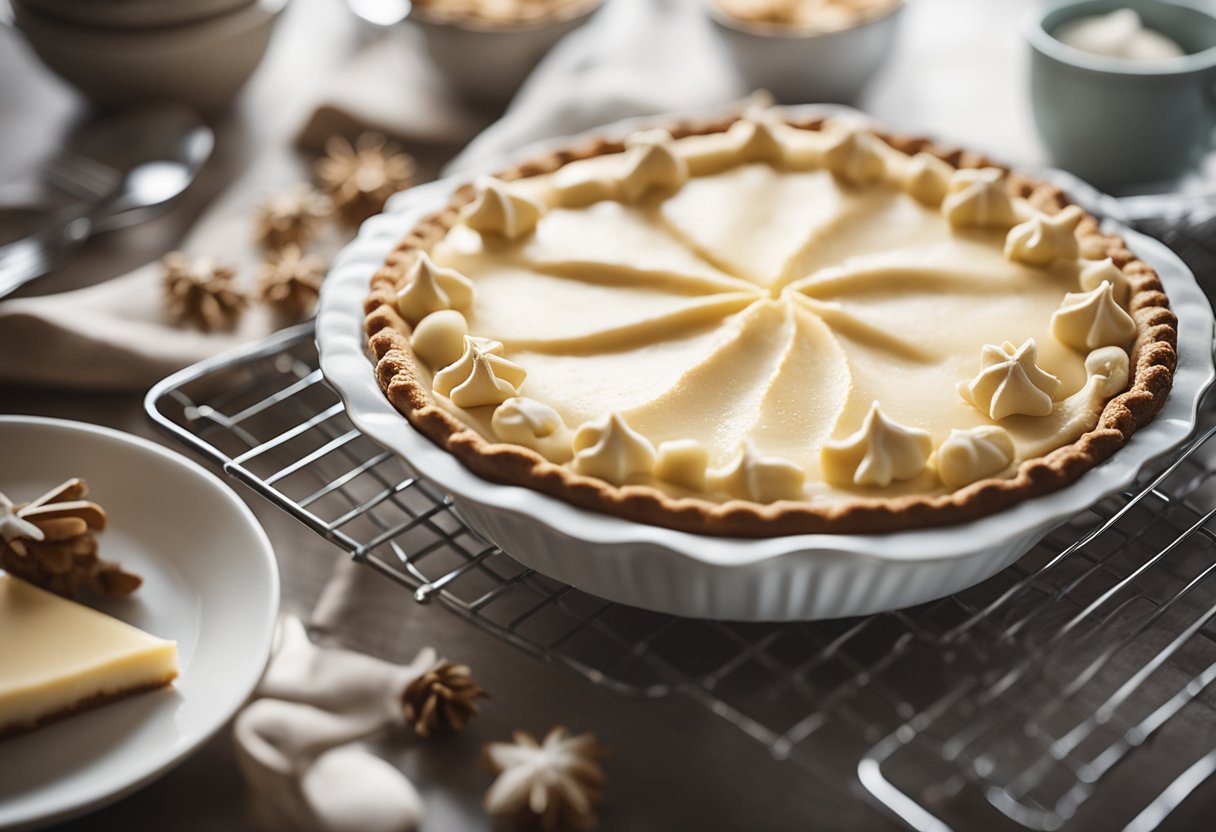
[
  {"xmin": 402, "ymin": 659, "xmax": 488, "ymax": 737},
  {"xmin": 256, "ymin": 244, "xmax": 327, "ymax": 318},
  {"xmin": 315, "ymin": 133, "xmax": 416, "ymax": 228},
  {"xmin": 253, "ymin": 185, "xmax": 331, "ymax": 251},
  {"xmin": 0, "ymin": 479, "xmax": 141, "ymax": 599},
  {"xmin": 163, "ymin": 252, "xmax": 247, "ymax": 332}
]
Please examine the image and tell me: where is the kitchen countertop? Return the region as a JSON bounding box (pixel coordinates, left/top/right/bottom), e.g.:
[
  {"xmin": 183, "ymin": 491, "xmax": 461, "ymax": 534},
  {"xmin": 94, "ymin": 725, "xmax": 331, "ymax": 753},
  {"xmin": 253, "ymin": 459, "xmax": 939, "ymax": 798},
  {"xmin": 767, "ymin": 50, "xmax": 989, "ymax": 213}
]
[{"xmin": 3, "ymin": 1, "xmax": 1213, "ymax": 830}]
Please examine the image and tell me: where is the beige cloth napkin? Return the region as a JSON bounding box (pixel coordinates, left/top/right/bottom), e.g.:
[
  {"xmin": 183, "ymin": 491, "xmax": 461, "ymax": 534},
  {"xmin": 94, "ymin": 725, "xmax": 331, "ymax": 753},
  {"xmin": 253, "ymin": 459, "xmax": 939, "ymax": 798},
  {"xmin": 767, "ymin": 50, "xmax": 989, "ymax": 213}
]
[
  {"xmin": 234, "ymin": 615, "xmax": 432, "ymax": 832},
  {"xmin": 296, "ymin": 29, "xmax": 491, "ymax": 153}
]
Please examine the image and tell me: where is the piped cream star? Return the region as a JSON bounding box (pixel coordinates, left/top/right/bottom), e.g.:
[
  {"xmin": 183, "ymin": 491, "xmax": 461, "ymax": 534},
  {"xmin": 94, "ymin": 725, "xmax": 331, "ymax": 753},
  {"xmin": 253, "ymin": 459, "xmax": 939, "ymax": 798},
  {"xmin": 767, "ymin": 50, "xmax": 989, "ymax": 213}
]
[
  {"xmin": 0, "ymin": 492, "xmax": 43, "ymax": 543},
  {"xmin": 482, "ymin": 726, "xmax": 607, "ymax": 832},
  {"xmin": 1004, "ymin": 205, "xmax": 1084, "ymax": 267},
  {"xmin": 959, "ymin": 339, "xmax": 1060, "ymax": 420}
]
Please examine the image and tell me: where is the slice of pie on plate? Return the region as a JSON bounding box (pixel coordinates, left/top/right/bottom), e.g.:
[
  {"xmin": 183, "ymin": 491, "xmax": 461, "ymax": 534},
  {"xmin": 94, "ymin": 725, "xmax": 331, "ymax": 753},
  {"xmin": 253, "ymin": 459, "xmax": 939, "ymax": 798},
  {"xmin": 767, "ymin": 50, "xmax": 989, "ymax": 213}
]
[
  {"xmin": 363, "ymin": 106, "xmax": 1177, "ymax": 536},
  {"xmin": 0, "ymin": 573, "xmax": 178, "ymax": 738}
]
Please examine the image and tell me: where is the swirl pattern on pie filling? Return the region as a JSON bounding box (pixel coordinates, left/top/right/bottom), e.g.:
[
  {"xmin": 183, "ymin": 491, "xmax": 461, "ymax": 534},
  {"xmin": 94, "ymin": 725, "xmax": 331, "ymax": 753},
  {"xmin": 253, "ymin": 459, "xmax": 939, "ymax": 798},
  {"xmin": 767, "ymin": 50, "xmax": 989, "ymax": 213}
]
[{"xmin": 388, "ymin": 113, "xmax": 1150, "ymax": 506}]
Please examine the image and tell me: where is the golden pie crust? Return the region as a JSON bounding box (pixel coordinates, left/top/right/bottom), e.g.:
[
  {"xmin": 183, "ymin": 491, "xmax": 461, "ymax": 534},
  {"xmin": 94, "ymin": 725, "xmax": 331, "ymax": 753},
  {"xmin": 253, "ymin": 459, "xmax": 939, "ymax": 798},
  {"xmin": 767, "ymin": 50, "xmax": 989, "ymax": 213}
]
[{"xmin": 363, "ymin": 114, "xmax": 1177, "ymax": 537}]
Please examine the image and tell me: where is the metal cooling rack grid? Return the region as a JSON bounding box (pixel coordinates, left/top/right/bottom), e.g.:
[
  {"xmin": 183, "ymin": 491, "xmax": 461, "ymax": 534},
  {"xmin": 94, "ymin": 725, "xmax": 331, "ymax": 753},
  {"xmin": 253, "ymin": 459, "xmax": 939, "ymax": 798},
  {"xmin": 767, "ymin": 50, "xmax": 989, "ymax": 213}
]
[{"xmin": 146, "ymin": 323, "xmax": 1216, "ymax": 832}]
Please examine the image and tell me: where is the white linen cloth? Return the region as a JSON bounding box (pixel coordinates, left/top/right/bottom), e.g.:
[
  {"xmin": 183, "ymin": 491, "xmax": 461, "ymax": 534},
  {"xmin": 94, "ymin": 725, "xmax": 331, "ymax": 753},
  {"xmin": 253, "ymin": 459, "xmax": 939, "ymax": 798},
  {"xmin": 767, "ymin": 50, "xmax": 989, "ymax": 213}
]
[
  {"xmin": 234, "ymin": 615, "xmax": 432, "ymax": 832},
  {"xmin": 0, "ymin": 0, "xmax": 743, "ymax": 390}
]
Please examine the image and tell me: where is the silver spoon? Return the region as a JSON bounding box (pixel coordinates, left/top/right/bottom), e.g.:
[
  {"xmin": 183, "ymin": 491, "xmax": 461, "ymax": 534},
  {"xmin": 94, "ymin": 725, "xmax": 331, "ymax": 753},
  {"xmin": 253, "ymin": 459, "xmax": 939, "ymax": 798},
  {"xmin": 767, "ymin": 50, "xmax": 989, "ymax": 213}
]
[
  {"xmin": 61, "ymin": 104, "xmax": 215, "ymax": 232},
  {"xmin": 0, "ymin": 105, "xmax": 214, "ymax": 300}
]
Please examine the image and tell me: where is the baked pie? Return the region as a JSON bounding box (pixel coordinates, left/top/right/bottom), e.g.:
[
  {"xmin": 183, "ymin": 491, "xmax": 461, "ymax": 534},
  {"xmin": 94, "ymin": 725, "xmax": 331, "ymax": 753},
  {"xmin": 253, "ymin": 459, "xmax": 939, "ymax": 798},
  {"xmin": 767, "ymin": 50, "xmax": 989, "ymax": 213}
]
[
  {"xmin": 411, "ymin": 0, "xmax": 598, "ymax": 26},
  {"xmin": 714, "ymin": 0, "xmax": 901, "ymax": 32},
  {"xmin": 364, "ymin": 108, "xmax": 1176, "ymax": 536}
]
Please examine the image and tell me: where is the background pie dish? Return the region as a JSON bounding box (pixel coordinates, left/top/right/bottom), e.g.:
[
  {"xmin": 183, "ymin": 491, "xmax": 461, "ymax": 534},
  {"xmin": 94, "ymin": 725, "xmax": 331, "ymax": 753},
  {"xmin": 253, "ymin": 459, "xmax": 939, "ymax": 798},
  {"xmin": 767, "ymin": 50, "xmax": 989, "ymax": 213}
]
[{"xmin": 362, "ymin": 108, "xmax": 1178, "ymax": 537}]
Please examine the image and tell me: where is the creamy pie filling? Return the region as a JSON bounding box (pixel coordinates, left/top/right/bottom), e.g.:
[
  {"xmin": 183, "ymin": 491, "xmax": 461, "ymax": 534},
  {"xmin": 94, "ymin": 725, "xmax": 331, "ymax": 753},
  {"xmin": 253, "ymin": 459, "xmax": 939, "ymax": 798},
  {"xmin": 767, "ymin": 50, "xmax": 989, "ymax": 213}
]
[
  {"xmin": 0, "ymin": 574, "xmax": 178, "ymax": 735},
  {"xmin": 396, "ymin": 113, "xmax": 1138, "ymax": 506}
]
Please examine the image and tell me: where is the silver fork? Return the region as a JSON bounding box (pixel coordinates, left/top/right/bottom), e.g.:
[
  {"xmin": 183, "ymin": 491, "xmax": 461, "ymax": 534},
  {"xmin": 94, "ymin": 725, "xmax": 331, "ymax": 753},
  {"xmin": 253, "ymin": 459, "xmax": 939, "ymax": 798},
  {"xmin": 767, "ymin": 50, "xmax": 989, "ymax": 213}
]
[
  {"xmin": 0, "ymin": 210, "xmax": 92, "ymax": 300},
  {"xmin": 42, "ymin": 152, "xmax": 122, "ymax": 203},
  {"xmin": 0, "ymin": 152, "xmax": 121, "ymax": 300}
]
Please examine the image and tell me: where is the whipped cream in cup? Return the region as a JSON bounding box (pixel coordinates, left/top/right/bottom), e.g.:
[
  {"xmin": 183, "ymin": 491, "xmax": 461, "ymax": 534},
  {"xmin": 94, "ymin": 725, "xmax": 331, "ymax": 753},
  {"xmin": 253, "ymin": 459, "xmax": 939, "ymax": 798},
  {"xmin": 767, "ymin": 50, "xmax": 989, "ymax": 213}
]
[
  {"xmin": 1054, "ymin": 8, "xmax": 1184, "ymax": 62},
  {"xmin": 1026, "ymin": 0, "xmax": 1216, "ymax": 188}
]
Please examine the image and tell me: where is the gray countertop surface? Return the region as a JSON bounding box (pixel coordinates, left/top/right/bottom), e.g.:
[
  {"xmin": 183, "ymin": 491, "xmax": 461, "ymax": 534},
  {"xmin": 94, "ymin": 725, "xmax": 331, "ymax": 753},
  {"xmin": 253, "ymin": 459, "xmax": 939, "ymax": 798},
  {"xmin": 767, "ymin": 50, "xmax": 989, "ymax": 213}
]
[{"xmin": 3, "ymin": 1, "xmax": 1214, "ymax": 830}]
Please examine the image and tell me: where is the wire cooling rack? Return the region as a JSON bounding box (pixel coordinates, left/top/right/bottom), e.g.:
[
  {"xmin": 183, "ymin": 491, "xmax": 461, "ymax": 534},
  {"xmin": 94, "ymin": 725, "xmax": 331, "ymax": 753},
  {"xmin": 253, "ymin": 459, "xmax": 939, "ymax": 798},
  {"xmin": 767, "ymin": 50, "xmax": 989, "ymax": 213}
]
[{"xmin": 146, "ymin": 322, "xmax": 1216, "ymax": 832}]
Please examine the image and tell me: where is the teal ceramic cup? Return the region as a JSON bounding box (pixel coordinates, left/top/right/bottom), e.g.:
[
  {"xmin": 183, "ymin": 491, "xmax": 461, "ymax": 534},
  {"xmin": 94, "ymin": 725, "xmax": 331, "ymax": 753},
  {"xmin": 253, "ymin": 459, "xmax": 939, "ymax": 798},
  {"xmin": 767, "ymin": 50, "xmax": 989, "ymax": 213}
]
[{"xmin": 1026, "ymin": 0, "xmax": 1216, "ymax": 188}]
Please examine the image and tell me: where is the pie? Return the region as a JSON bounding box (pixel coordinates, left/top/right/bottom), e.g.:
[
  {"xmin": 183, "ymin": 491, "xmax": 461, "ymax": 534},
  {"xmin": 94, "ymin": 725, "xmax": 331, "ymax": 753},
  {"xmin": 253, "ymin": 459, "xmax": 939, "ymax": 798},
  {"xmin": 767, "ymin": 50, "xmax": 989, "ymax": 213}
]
[
  {"xmin": 364, "ymin": 108, "xmax": 1176, "ymax": 536},
  {"xmin": 714, "ymin": 0, "xmax": 901, "ymax": 32},
  {"xmin": 411, "ymin": 0, "xmax": 598, "ymax": 26},
  {"xmin": 0, "ymin": 574, "xmax": 178, "ymax": 738}
]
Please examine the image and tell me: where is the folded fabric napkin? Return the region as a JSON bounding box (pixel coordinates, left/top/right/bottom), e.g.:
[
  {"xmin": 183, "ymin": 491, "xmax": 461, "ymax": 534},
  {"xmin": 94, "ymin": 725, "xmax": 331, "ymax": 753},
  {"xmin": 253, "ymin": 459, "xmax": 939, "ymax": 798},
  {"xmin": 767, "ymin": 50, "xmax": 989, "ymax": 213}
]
[
  {"xmin": 234, "ymin": 615, "xmax": 432, "ymax": 832},
  {"xmin": 0, "ymin": 0, "xmax": 742, "ymax": 391}
]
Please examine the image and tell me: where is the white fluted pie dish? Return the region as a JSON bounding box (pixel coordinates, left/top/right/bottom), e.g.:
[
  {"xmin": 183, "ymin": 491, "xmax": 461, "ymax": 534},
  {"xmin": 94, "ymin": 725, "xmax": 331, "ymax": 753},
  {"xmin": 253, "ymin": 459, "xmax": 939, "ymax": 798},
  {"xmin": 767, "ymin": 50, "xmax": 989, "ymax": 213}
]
[{"xmin": 317, "ymin": 108, "xmax": 1215, "ymax": 621}]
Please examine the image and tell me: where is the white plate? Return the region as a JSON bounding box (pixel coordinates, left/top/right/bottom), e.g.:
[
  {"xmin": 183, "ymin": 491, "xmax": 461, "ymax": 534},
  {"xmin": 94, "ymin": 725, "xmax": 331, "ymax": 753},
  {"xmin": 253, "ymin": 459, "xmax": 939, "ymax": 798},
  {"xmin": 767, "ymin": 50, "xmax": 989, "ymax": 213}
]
[
  {"xmin": 0, "ymin": 417, "xmax": 279, "ymax": 830},
  {"xmin": 316, "ymin": 107, "xmax": 1216, "ymax": 621}
]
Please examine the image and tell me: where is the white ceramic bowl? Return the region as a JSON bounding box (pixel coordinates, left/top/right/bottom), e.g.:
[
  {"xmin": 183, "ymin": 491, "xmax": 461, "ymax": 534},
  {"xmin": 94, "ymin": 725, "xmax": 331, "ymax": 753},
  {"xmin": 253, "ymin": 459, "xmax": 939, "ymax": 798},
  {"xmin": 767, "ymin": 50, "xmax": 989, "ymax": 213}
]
[
  {"xmin": 408, "ymin": 0, "xmax": 602, "ymax": 107},
  {"xmin": 709, "ymin": 0, "xmax": 905, "ymax": 103},
  {"xmin": 11, "ymin": 0, "xmax": 287, "ymax": 114},
  {"xmin": 16, "ymin": 0, "xmax": 256, "ymax": 29},
  {"xmin": 317, "ymin": 107, "xmax": 1215, "ymax": 621}
]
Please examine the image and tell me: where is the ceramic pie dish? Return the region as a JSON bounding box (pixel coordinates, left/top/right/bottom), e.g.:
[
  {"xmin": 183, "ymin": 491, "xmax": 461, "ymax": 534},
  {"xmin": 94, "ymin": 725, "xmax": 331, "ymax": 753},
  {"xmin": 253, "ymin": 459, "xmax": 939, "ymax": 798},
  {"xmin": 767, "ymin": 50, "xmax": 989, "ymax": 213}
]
[{"xmin": 319, "ymin": 106, "xmax": 1214, "ymax": 620}]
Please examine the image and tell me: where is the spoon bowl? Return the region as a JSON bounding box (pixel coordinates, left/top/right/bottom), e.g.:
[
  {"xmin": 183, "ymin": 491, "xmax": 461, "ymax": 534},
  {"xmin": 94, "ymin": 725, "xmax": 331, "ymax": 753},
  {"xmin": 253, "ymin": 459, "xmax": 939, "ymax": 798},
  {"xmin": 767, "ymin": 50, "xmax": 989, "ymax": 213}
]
[
  {"xmin": 0, "ymin": 105, "xmax": 214, "ymax": 299},
  {"xmin": 65, "ymin": 105, "xmax": 215, "ymax": 231}
]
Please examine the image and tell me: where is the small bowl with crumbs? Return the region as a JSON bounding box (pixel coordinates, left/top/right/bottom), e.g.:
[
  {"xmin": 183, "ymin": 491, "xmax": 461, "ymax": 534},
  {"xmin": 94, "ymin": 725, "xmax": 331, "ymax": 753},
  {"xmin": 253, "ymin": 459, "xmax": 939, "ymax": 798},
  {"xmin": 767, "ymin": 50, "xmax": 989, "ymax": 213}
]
[
  {"xmin": 407, "ymin": 0, "xmax": 603, "ymax": 107},
  {"xmin": 709, "ymin": 0, "xmax": 905, "ymax": 103}
]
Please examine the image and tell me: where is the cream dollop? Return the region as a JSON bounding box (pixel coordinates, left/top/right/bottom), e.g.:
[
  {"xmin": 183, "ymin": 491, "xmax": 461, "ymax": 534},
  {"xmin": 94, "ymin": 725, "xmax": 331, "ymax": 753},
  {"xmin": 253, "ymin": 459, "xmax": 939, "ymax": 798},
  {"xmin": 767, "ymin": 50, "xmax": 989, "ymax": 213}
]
[
  {"xmin": 942, "ymin": 167, "xmax": 1018, "ymax": 229},
  {"xmin": 729, "ymin": 106, "xmax": 786, "ymax": 163},
  {"xmin": 1054, "ymin": 9, "xmax": 1185, "ymax": 62},
  {"xmin": 708, "ymin": 440, "xmax": 806, "ymax": 503},
  {"xmin": 396, "ymin": 253, "xmax": 475, "ymax": 326},
  {"xmin": 1080, "ymin": 257, "xmax": 1131, "ymax": 307},
  {"xmin": 1085, "ymin": 345, "xmax": 1131, "ymax": 398},
  {"xmin": 571, "ymin": 413, "xmax": 656, "ymax": 485},
  {"xmin": 821, "ymin": 127, "xmax": 886, "ymax": 186},
  {"xmin": 462, "ymin": 177, "xmax": 543, "ymax": 240},
  {"xmin": 936, "ymin": 425, "xmax": 1016, "ymax": 489},
  {"xmin": 433, "ymin": 336, "xmax": 527, "ymax": 408},
  {"xmin": 959, "ymin": 338, "xmax": 1060, "ymax": 420},
  {"xmin": 1004, "ymin": 205, "xmax": 1084, "ymax": 267},
  {"xmin": 654, "ymin": 439, "xmax": 710, "ymax": 492},
  {"xmin": 491, "ymin": 397, "xmax": 574, "ymax": 463},
  {"xmin": 618, "ymin": 129, "xmax": 690, "ymax": 202},
  {"xmin": 821, "ymin": 402, "xmax": 933, "ymax": 488},
  {"xmin": 1051, "ymin": 281, "xmax": 1137, "ymax": 351},
  {"xmin": 902, "ymin": 152, "xmax": 954, "ymax": 206},
  {"xmin": 409, "ymin": 309, "xmax": 469, "ymax": 369}
]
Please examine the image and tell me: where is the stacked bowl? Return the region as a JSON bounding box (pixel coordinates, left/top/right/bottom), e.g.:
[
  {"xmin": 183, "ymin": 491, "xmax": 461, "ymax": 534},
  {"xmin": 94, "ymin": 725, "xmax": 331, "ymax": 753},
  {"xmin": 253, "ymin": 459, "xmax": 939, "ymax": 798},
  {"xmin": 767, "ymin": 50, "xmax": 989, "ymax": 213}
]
[{"xmin": 10, "ymin": 0, "xmax": 289, "ymax": 113}]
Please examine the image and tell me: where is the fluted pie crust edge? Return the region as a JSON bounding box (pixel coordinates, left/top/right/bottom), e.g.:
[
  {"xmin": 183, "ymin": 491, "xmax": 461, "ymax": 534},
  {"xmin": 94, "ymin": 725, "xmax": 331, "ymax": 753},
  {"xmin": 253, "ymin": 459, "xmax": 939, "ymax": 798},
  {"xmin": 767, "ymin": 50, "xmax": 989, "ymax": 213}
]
[{"xmin": 363, "ymin": 115, "xmax": 1177, "ymax": 537}]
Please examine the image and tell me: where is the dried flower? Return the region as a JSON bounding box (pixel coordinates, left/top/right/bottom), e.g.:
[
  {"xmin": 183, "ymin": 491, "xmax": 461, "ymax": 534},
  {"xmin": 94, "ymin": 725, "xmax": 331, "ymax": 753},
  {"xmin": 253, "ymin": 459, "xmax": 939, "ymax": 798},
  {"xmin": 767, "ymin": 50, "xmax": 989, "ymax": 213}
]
[
  {"xmin": 315, "ymin": 133, "xmax": 416, "ymax": 227},
  {"xmin": 401, "ymin": 659, "xmax": 488, "ymax": 737},
  {"xmin": 0, "ymin": 479, "xmax": 141, "ymax": 599},
  {"xmin": 256, "ymin": 245, "xmax": 327, "ymax": 318},
  {"xmin": 253, "ymin": 184, "xmax": 331, "ymax": 250},
  {"xmin": 163, "ymin": 252, "xmax": 246, "ymax": 332},
  {"xmin": 482, "ymin": 726, "xmax": 607, "ymax": 831}
]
